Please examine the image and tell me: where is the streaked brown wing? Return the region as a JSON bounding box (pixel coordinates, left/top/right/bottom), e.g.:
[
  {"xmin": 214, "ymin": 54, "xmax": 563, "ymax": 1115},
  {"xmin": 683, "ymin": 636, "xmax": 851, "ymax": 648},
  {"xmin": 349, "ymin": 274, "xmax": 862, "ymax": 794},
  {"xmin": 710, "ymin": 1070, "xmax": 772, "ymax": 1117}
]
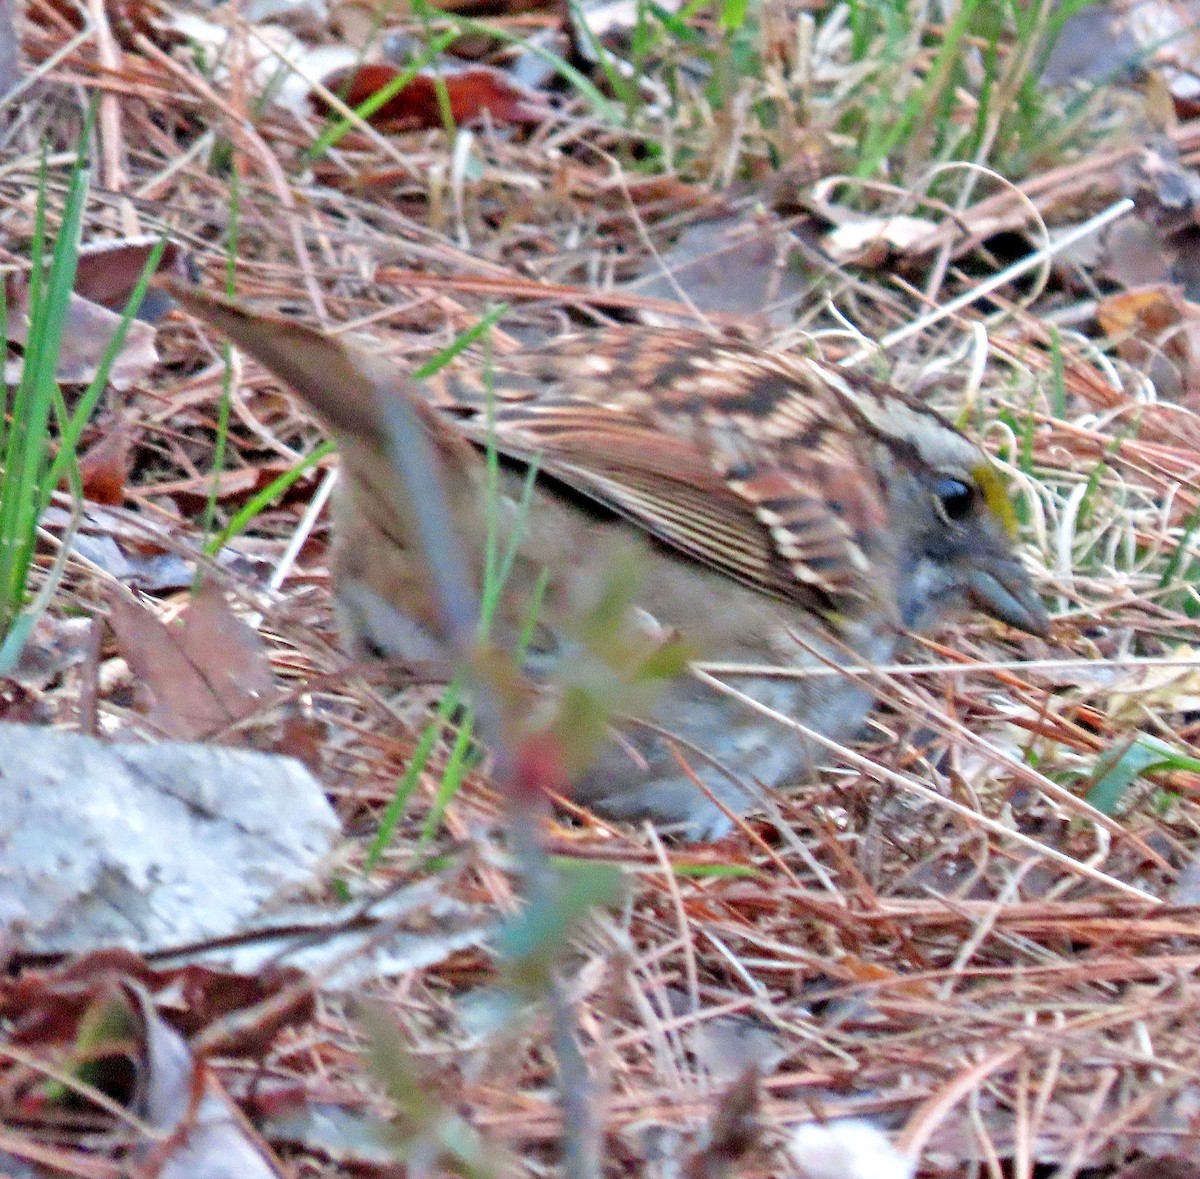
[
  {"xmin": 450, "ymin": 403, "xmax": 809, "ymax": 601},
  {"xmin": 427, "ymin": 328, "xmax": 892, "ymax": 612}
]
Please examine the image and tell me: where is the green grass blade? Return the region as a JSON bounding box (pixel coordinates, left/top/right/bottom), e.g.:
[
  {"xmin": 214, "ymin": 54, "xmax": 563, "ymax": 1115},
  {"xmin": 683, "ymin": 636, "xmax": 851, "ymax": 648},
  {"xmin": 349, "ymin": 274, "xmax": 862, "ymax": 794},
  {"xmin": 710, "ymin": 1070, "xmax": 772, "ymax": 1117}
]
[
  {"xmin": 205, "ymin": 440, "xmax": 334, "ymax": 554},
  {"xmin": 1, "ymin": 114, "xmax": 94, "ymax": 641}
]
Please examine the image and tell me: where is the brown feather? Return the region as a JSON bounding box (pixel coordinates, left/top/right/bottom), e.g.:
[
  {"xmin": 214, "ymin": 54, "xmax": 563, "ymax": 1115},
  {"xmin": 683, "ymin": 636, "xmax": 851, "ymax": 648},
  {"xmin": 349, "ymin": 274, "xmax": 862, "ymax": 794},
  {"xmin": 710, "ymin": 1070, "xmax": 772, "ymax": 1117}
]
[
  {"xmin": 157, "ymin": 284, "xmax": 1047, "ymax": 835},
  {"xmin": 428, "ymin": 332, "xmax": 895, "ymax": 615}
]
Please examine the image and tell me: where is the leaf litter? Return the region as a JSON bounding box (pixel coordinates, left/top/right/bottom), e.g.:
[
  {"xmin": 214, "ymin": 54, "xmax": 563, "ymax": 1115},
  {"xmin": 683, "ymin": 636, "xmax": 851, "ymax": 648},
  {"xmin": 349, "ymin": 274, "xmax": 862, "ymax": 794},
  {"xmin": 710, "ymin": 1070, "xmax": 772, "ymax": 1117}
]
[{"xmin": 4, "ymin": 0, "xmax": 1200, "ymax": 1175}]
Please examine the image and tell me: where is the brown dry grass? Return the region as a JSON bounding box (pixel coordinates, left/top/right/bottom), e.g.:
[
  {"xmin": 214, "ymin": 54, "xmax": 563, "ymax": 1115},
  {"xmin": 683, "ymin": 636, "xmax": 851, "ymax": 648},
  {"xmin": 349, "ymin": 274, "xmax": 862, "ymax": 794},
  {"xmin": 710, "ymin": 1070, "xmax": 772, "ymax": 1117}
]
[{"xmin": 5, "ymin": 3, "xmax": 1200, "ymax": 1176}]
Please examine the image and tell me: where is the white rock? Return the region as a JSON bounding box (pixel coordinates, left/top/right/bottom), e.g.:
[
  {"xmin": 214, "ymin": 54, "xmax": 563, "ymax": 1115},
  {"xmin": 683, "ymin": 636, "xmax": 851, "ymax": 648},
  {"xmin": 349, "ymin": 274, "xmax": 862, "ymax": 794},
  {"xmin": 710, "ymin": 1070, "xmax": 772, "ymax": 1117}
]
[{"xmin": 0, "ymin": 725, "xmax": 341, "ymax": 953}]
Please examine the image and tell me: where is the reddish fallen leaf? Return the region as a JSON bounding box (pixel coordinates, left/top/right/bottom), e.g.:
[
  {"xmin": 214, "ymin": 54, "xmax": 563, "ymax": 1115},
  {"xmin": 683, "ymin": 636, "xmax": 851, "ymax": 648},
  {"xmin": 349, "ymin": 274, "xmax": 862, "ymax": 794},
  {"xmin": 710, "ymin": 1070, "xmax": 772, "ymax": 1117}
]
[
  {"xmin": 0, "ymin": 949, "xmax": 313, "ymax": 1048},
  {"xmin": 0, "ymin": 679, "xmax": 46, "ymax": 724},
  {"xmin": 27, "ymin": 0, "xmax": 179, "ymax": 50},
  {"xmin": 270, "ymin": 709, "xmax": 329, "ymax": 775},
  {"xmin": 78, "ymin": 418, "xmax": 134, "ymax": 505},
  {"xmin": 74, "ymin": 237, "xmax": 186, "ymax": 321},
  {"xmin": 1174, "ymin": 94, "xmax": 1200, "ymax": 121},
  {"xmin": 1097, "ymin": 284, "xmax": 1192, "ymax": 345},
  {"xmin": 1096, "ymin": 284, "xmax": 1200, "ymax": 407},
  {"xmin": 316, "ymin": 62, "xmax": 553, "ymax": 132},
  {"xmin": 105, "ymin": 580, "xmax": 280, "ymax": 741}
]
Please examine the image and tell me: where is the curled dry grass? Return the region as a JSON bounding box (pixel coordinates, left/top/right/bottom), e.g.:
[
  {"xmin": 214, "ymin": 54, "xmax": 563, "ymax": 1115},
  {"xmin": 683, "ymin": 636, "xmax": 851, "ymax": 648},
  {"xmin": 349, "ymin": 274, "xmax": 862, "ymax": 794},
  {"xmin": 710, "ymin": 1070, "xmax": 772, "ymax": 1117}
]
[{"xmin": 5, "ymin": 2, "xmax": 1200, "ymax": 1172}]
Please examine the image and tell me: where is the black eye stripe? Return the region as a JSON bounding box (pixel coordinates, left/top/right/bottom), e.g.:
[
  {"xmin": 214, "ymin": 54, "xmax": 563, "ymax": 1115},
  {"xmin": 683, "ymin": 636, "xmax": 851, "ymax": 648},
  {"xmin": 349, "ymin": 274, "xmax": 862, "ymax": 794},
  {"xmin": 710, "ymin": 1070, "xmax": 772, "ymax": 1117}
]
[{"xmin": 936, "ymin": 478, "xmax": 975, "ymax": 521}]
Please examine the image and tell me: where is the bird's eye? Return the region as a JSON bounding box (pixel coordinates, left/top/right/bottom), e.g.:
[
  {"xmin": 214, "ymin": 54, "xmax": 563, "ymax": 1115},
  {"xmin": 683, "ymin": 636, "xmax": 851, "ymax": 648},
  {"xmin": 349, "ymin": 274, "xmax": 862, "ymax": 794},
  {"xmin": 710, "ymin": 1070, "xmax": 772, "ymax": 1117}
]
[{"xmin": 936, "ymin": 478, "xmax": 975, "ymax": 521}]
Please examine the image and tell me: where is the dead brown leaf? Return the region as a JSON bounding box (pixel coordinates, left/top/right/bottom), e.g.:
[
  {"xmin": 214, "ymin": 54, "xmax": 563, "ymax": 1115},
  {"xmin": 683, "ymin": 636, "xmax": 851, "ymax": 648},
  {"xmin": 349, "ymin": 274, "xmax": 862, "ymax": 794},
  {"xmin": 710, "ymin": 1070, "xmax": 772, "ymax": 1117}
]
[
  {"xmin": 105, "ymin": 580, "xmax": 280, "ymax": 741},
  {"xmin": 316, "ymin": 62, "xmax": 553, "ymax": 131},
  {"xmin": 1096, "ymin": 283, "xmax": 1200, "ymax": 406},
  {"xmin": 4, "ymin": 278, "xmax": 159, "ymax": 390},
  {"xmin": 78, "ymin": 418, "xmax": 134, "ymax": 506}
]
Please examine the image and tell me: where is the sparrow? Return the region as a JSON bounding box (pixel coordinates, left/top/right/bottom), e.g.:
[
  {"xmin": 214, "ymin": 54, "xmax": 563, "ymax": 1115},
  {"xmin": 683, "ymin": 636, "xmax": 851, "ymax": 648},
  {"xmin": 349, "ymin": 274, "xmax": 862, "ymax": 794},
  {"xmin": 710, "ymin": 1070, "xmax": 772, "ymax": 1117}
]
[{"xmin": 163, "ymin": 281, "xmax": 1049, "ymax": 839}]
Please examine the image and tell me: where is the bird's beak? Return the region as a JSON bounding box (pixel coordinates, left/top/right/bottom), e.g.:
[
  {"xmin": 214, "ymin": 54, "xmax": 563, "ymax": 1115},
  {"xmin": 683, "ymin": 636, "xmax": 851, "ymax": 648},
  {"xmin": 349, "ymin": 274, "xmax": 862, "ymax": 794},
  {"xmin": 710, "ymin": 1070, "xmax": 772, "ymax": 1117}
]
[{"xmin": 966, "ymin": 558, "xmax": 1050, "ymax": 637}]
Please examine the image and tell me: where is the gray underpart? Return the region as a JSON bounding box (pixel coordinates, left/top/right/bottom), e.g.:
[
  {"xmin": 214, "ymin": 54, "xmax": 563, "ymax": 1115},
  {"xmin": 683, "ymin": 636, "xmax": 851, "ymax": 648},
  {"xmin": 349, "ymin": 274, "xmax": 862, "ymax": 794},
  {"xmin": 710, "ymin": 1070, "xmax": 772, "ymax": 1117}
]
[{"xmin": 573, "ymin": 665, "xmax": 880, "ymax": 841}]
